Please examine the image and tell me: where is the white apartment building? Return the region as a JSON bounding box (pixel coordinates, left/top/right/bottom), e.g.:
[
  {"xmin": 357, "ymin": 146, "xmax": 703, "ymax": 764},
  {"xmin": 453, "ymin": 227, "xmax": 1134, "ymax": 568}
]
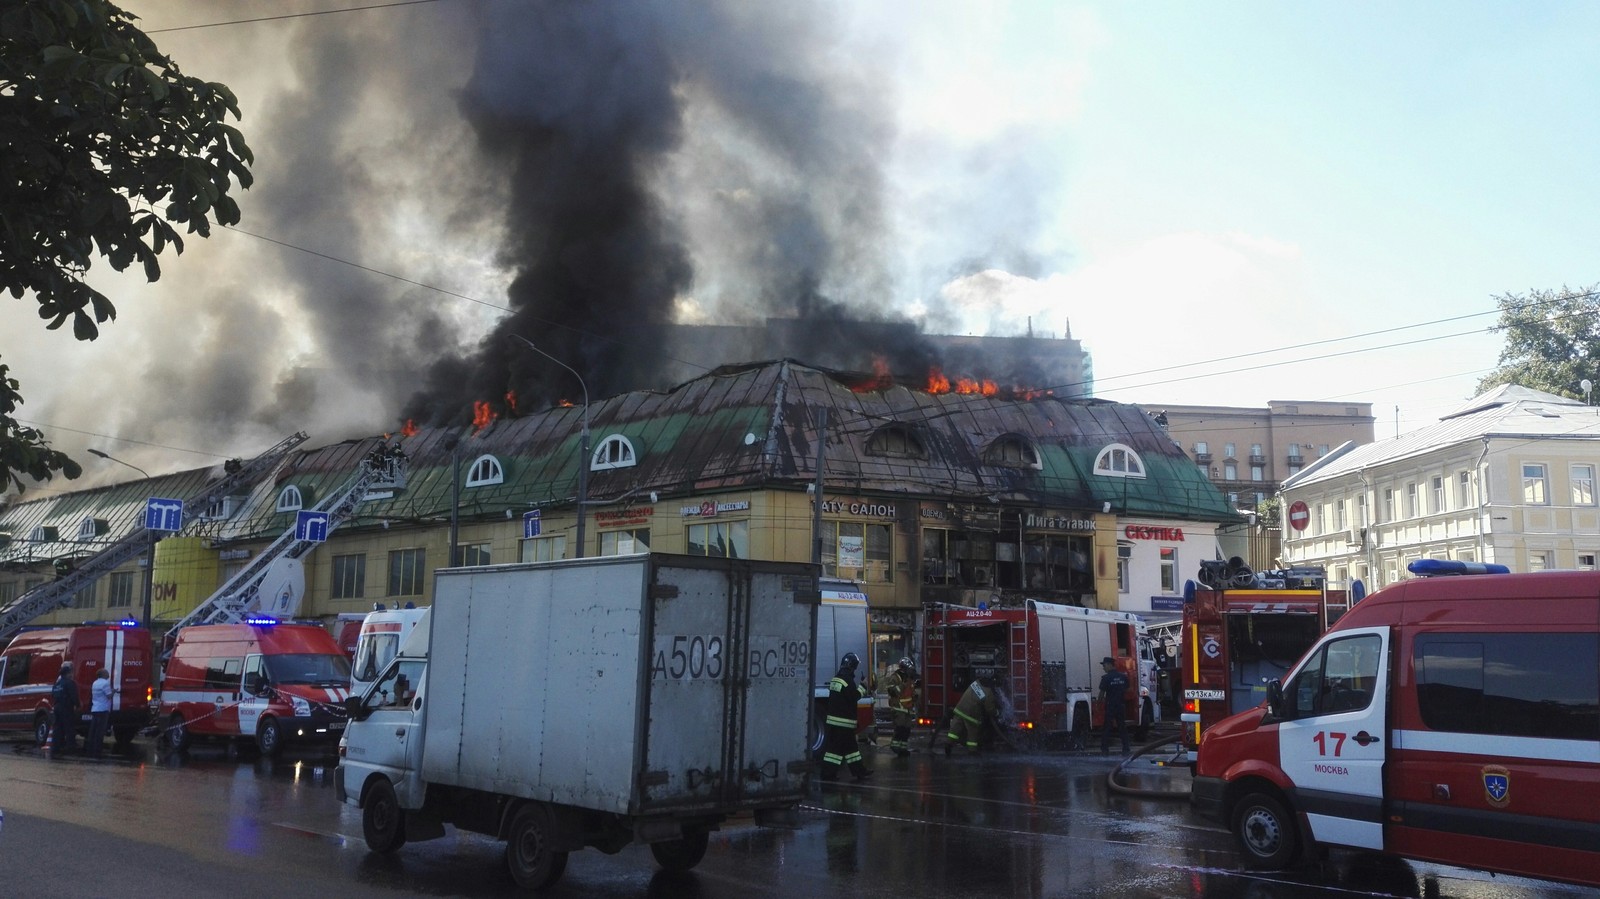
[{"xmin": 1278, "ymin": 385, "xmax": 1600, "ymax": 588}]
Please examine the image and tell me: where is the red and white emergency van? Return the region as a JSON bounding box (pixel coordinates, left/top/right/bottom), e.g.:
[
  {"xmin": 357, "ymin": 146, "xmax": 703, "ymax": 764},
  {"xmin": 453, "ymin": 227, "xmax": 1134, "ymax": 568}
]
[
  {"xmin": 0, "ymin": 622, "xmax": 153, "ymax": 749},
  {"xmin": 159, "ymin": 618, "xmax": 351, "ymax": 757},
  {"xmin": 1192, "ymin": 560, "xmax": 1600, "ymax": 888},
  {"xmin": 349, "ymin": 604, "xmax": 428, "ymax": 696}
]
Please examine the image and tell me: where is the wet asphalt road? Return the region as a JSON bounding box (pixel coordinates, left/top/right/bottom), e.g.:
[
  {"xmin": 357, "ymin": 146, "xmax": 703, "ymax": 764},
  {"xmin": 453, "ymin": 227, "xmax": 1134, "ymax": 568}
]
[{"xmin": 0, "ymin": 731, "xmax": 1587, "ymax": 899}]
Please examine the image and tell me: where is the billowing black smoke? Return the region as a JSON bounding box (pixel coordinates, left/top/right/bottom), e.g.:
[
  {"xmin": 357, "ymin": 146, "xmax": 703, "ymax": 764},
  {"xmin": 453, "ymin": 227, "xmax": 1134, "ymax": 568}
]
[{"xmin": 401, "ymin": 0, "xmax": 920, "ymax": 426}]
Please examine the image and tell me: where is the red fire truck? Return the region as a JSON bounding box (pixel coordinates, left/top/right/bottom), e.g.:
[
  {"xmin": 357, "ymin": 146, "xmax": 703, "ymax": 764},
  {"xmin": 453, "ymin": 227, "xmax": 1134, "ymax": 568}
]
[
  {"xmin": 1179, "ymin": 564, "xmax": 1354, "ymax": 751},
  {"xmin": 922, "ymin": 600, "xmax": 1157, "ymax": 749}
]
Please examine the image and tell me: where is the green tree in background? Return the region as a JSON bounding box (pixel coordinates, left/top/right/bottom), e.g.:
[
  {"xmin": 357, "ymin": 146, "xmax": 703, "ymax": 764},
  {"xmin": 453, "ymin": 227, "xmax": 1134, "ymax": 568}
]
[
  {"xmin": 0, "ymin": 0, "xmax": 252, "ymax": 493},
  {"xmin": 1477, "ymin": 286, "xmax": 1600, "ymax": 399}
]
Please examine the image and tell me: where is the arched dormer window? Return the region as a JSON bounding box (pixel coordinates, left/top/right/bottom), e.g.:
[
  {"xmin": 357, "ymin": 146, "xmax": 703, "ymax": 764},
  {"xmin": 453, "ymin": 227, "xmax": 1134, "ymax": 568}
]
[
  {"xmin": 75, "ymin": 517, "xmax": 108, "ymax": 541},
  {"xmin": 866, "ymin": 424, "xmax": 925, "ymax": 459},
  {"xmin": 1094, "ymin": 443, "xmax": 1146, "ymax": 478},
  {"xmin": 465, "ymin": 454, "xmax": 505, "ymax": 487},
  {"xmin": 275, "ymin": 485, "xmax": 304, "ymax": 512},
  {"xmin": 984, "ymin": 435, "xmax": 1040, "ymax": 469},
  {"xmin": 591, "ymin": 435, "xmax": 637, "ymax": 471}
]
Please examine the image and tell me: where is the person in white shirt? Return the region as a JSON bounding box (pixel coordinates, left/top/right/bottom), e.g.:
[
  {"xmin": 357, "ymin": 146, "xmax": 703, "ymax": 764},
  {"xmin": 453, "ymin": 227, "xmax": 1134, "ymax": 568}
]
[{"xmin": 87, "ymin": 669, "xmax": 114, "ymax": 759}]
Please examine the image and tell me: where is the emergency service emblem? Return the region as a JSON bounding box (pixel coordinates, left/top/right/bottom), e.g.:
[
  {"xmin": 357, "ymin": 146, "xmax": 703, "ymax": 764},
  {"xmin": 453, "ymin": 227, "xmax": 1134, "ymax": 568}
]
[{"xmin": 1481, "ymin": 765, "xmax": 1510, "ymax": 807}]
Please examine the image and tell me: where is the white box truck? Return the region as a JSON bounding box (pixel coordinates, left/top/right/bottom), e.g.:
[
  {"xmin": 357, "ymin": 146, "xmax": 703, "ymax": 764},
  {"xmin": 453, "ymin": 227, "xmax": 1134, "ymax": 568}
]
[
  {"xmin": 335, "ymin": 554, "xmax": 818, "ymax": 889},
  {"xmin": 810, "ymin": 577, "xmax": 873, "ymax": 756}
]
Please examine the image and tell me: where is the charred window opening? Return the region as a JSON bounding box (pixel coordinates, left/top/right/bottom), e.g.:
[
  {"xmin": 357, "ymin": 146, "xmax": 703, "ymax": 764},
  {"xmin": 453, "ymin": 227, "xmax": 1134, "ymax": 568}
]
[
  {"xmin": 984, "ymin": 435, "xmax": 1041, "ymax": 469},
  {"xmin": 866, "ymin": 425, "xmax": 925, "ymax": 459}
]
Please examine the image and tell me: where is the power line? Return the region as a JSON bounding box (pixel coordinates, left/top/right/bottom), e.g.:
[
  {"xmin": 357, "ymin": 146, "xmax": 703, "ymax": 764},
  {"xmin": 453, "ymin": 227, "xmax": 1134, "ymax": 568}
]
[{"xmin": 145, "ymin": 0, "xmax": 449, "ymax": 35}]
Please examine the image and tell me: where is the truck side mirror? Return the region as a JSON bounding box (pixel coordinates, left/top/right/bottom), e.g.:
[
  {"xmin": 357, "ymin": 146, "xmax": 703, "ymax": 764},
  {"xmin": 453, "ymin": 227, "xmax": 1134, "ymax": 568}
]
[
  {"xmin": 243, "ymin": 672, "xmax": 265, "ymax": 696},
  {"xmin": 345, "ymin": 695, "xmax": 370, "ymax": 722},
  {"xmin": 1265, "ymin": 679, "xmax": 1286, "ymax": 719}
]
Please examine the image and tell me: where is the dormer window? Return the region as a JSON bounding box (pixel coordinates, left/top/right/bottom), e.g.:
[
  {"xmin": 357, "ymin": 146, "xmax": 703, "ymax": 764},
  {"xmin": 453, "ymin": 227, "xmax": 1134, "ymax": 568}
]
[
  {"xmin": 201, "ymin": 496, "xmax": 243, "ymax": 521},
  {"xmin": 1094, "ymin": 443, "xmax": 1146, "ymax": 478},
  {"xmin": 75, "ymin": 518, "xmax": 108, "ymax": 541},
  {"xmin": 275, "ymin": 485, "xmax": 305, "ymax": 512},
  {"xmin": 591, "ymin": 435, "xmax": 637, "ymax": 471},
  {"xmin": 866, "ymin": 424, "xmax": 925, "ymax": 459},
  {"xmin": 984, "ymin": 435, "xmax": 1040, "ymax": 469},
  {"xmin": 465, "ymin": 454, "xmax": 505, "ymax": 487},
  {"xmin": 28, "ymin": 526, "xmax": 60, "ymax": 543}
]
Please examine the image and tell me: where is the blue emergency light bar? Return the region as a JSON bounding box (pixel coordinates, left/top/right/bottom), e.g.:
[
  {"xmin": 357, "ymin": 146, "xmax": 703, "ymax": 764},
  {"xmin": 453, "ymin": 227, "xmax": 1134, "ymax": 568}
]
[
  {"xmin": 118, "ymin": 617, "xmax": 141, "ymax": 628},
  {"xmin": 245, "ymin": 614, "xmax": 280, "ymax": 626},
  {"xmin": 1408, "ymin": 559, "xmax": 1511, "ymax": 577}
]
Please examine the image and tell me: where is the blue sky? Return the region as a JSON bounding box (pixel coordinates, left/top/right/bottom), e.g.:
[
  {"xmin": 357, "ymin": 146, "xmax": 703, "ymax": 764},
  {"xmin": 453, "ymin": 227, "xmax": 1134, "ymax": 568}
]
[
  {"xmin": 12, "ymin": 1, "xmax": 1600, "ymax": 483},
  {"xmin": 868, "ymin": 2, "xmax": 1600, "ymax": 435}
]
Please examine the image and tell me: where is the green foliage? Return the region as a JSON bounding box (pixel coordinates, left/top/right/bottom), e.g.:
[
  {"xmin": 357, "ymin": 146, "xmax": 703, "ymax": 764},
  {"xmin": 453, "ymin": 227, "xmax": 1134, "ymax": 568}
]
[
  {"xmin": 0, "ymin": 0, "xmax": 251, "ymax": 492},
  {"xmin": 1, "ymin": 0, "xmax": 253, "ymax": 338},
  {"xmin": 0, "ymin": 358, "xmax": 82, "ymax": 494},
  {"xmin": 1477, "ymin": 286, "xmax": 1600, "ymax": 398},
  {"xmin": 1253, "ymin": 496, "xmax": 1280, "ymax": 529}
]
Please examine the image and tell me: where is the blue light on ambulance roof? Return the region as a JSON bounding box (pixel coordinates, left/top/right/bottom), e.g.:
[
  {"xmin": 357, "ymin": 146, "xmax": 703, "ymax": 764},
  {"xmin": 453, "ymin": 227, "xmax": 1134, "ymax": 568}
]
[
  {"xmin": 118, "ymin": 618, "xmax": 141, "ymax": 628},
  {"xmin": 1407, "ymin": 559, "xmax": 1511, "ymax": 577},
  {"xmin": 245, "ymin": 614, "xmax": 279, "ymax": 626}
]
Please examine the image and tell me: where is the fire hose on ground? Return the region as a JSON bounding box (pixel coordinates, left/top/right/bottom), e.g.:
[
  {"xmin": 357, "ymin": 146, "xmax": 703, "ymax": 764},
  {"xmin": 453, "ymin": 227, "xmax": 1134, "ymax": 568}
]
[{"xmin": 1106, "ymin": 731, "xmax": 1194, "ymax": 800}]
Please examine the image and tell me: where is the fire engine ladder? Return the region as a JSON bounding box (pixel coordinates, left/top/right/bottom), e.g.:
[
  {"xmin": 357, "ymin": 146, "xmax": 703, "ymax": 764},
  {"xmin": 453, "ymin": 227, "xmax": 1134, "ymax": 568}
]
[
  {"xmin": 1008, "ymin": 615, "xmax": 1030, "ymax": 712},
  {"xmin": 164, "ymin": 442, "xmax": 407, "ymax": 637},
  {"xmin": 0, "ymin": 432, "xmax": 311, "ymax": 645}
]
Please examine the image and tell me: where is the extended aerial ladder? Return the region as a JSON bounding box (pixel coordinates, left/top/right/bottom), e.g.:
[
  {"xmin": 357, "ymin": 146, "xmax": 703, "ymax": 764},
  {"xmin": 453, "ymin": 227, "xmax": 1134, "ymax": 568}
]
[
  {"xmin": 0, "ymin": 432, "xmax": 311, "ymax": 645},
  {"xmin": 162, "ymin": 440, "xmax": 408, "ymax": 648}
]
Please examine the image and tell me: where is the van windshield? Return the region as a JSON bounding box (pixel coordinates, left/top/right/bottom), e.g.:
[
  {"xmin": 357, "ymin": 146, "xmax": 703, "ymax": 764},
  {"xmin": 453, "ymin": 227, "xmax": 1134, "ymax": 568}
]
[{"xmin": 264, "ymin": 653, "xmax": 352, "ymax": 687}]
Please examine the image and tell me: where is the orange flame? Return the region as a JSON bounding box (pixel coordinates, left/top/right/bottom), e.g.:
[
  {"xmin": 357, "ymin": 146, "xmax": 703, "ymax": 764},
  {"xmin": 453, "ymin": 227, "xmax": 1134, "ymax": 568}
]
[
  {"xmin": 505, "ymin": 390, "xmax": 518, "ymax": 415},
  {"xmin": 472, "ymin": 400, "xmax": 496, "ymax": 434},
  {"xmin": 557, "ymin": 399, "xmax": 575, "ymax": 408},
  {"xmin": 400, "ymin": 419, "xmax": 418, "ymax": 438},
  {"xmin": 926, "ymin": 366, "xmax": 951, "ymax": 394}
]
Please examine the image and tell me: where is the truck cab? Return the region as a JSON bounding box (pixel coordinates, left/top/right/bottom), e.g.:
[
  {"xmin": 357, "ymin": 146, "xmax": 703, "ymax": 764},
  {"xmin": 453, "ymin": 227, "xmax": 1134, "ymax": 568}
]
[{"xmin": 1192, "ymin": 561, "xmax": 1600, "ymax": 888}]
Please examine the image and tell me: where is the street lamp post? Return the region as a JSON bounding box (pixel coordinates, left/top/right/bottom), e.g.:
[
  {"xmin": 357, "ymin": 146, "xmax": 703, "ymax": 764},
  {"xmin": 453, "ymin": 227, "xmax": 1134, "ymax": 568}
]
[
  {"xmin": 89, "ymin": 449, "xmax": 155, "ymax": 626},
  {"xmin": 510, "ymin": 336, "xmax": 591, "ymax": 558}
]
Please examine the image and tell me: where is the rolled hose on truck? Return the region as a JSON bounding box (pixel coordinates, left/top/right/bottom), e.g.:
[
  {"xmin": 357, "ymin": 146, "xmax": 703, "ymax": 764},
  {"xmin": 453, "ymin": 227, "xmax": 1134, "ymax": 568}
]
[{"xmin": 1105, "ymin": 732, "xmax": 1193, "ymax": 800}]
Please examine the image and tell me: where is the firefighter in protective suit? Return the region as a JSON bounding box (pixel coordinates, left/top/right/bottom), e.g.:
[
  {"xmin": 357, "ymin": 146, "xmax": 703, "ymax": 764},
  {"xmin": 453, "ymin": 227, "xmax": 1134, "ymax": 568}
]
[
  {"xmin": 821, "ymin": 652, "xmax": 872, "ymax": 782},
  {"xmin": 884, "ymin": 657, "xmax": 920, "ymax": 757},
  {"xmin": 944, "ymin": 671, "xmax": 1000, "ymax": 756}
]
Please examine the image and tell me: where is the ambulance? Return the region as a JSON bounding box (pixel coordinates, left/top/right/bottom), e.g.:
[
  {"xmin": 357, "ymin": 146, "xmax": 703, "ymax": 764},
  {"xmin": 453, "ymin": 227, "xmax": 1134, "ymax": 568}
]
[
  {"xmin": 158, "ymin": 618, "xmax": 351, "ymax": 757},
  {"xmin": 1191, "ymin": 560, "xmax": 1600, "ymax": 887},
  {"xmin": 0, "ymin": 622, "xmax": 154, "ymax": 749},
  {"xmin": 348, "ymin": 604, "xmax": 428, "ymax": 696}
]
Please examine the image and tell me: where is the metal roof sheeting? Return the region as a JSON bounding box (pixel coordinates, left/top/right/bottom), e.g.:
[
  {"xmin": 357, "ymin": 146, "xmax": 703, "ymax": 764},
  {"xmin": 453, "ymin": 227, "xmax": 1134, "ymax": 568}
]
[{"xmin": 0, "ymin": 361, "xmax": 1237, "ymax": 563}]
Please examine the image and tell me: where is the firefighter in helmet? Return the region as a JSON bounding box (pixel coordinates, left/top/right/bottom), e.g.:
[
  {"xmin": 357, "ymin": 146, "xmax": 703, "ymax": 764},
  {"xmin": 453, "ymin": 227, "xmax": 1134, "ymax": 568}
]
[
  {"xmin": 944, "ymin": 670, "xmax": 1000, "ymax": 756},
  {"xmin": 884, "ymin": 657, "xmax": 920, "ymax": 757},
  {"xmin": 821, "ymin": 652, "xmax": 872, "ymax": 782}
]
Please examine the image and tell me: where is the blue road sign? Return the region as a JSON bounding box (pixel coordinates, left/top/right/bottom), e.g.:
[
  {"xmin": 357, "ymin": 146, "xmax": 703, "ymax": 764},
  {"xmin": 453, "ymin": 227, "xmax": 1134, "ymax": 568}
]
[
  {"xmin": 296, "ymin": 510, "xmax": 330, "ymax": 543},
  {"xmin": 523, "ymin": 509, "xmax": 542, "ymax": 539},
  {"xmin": 145, "ymin": 498, "xmax": 185, "ymax": 532}
]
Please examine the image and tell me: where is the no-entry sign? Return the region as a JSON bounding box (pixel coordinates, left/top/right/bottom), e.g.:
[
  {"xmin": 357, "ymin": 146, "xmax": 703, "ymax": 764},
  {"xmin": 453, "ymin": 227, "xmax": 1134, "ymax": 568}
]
[{"xmin": 1287, "ymin": 500, "xmax": 1310, "ymax": 531}]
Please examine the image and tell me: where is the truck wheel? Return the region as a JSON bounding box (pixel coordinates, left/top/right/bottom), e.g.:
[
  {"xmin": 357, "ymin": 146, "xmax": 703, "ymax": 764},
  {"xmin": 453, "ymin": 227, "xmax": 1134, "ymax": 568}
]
[
  {"xmin": 256, "ymin": 717, "xmax": 283, "ymax": 758},
  {"xmin": 362, "ymin": 779, "xmax": 407, "ymax": 853},
  {"xmin": 505, "ymin": 804, "xmax": 568, "ymax": 890},
  {"xmin": 34, "ymin": 713, "xmax": 50, "ymax": 748},
  {"xmin": 1134, "ymin": 700, "xmax": 1154, "ymax": 741},
  {"xmin": 650, "ymin": 830, "xmax": 710, "ymax": 872},
  {"xmin": 113, "ymin": 726, "xmax": 137, "ymax": 750},
  {"xmin": 166, "ymin": 713, "xmax": 190, "ymax": 752},
  {"xmin": 1234, "ymin": 792, "xmax": 1298, "ymax": 869}
]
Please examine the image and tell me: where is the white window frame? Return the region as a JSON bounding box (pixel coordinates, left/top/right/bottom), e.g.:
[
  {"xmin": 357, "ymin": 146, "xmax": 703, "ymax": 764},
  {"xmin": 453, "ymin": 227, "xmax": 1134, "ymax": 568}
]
[
  {"xmin": 1093, "ymin": 444, "xmax": 1146, "ymax": 478},
  {"xmin": 465, "ymin": 454, "xmax": 505, "ymax": 487},
  {"xmin": 591, "ymin": 434, "xmax": 638, "ymax": 471},
  {"xmin": 1522, "ymin": 463, "xmax": 1549, "ymax": 505},
  {"xmin": 275, "ymin": 485, "xmax": 304, "ymax": 512},
  {"xmin": 1572, "ymin": 464, "xmax": 1596, "ymax": 506}
]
